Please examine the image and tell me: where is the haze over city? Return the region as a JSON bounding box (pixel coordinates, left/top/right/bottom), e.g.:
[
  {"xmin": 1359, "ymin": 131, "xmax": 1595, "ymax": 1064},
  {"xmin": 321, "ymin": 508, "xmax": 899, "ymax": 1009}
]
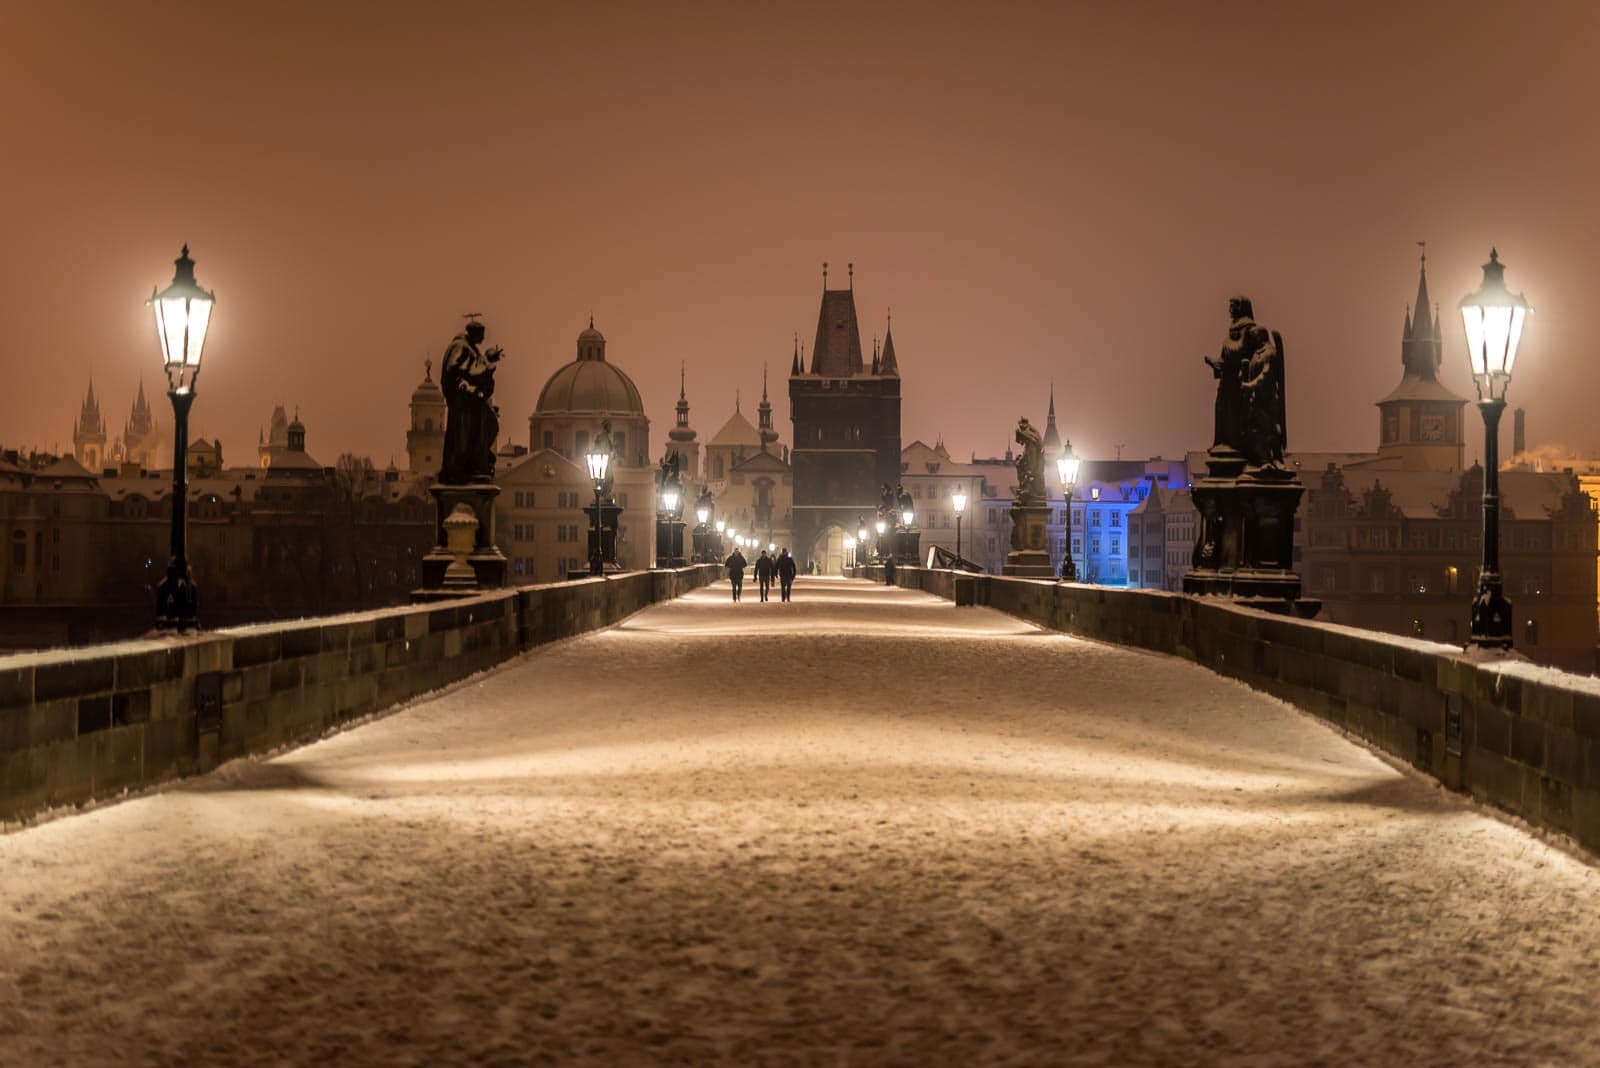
[{"xmin": 4, "ymin": 1, "xmax": 1598, "ymax": 465}]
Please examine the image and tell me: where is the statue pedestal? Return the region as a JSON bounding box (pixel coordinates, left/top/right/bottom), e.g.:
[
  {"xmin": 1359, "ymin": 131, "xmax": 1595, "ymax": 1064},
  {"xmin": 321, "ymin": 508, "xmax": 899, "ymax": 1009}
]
[
  {"xmin": 417, "ymin": 483, "xmax": 507, "ymax": 598},
  {"xmin": 1183, "ymin": 468, "xmax": 1319, "ymax": 616},
  {"xmin": 587, "ymin": 502, "xmax": 624, "ymax": 574},
  {"xmin": 1003, "ymin": 502, "xmax": 1055, "ymax": 578},
  {"xmin": 655, "ymin": 518, "xmax": 687, "ymax": 569},
  {"xmin": 896, "ymin": 529, "xmax": 921, "ymax": 566}
]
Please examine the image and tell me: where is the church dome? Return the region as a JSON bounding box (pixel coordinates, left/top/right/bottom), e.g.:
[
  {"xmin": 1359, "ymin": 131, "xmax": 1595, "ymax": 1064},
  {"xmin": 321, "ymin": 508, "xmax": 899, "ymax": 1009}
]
[
  {"xmin": 536, "ymin": 361, "xmax": 645, "ymax": 415},
  {"xmin": 411, "ymin": 361, "xmax": 445, "ymax": 406},
  {"xmin": 534, "ymin": 319, "xmax": 645, "ymax": 415}
]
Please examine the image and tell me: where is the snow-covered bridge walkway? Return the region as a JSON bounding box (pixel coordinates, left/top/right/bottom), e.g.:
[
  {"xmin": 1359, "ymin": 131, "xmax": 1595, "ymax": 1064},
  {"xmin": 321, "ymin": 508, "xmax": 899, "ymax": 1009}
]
[{"xmin": 4, "ymin": 578, "xmax": 1599, "ymax": 1066}]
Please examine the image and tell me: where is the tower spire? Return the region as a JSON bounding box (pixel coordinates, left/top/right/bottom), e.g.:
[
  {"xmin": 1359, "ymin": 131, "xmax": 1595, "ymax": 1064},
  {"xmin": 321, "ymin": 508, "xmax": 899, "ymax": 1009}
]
[
  {"xmin": 757, "ymin": 364, "xmax": 778, "ymax": 451},
  {"xmin": 879, "ymin": 312, "xmax": 899, "ymax": 377},
  {"xmin": 790, "ymin": 332, "xmax": 801, "ymax": 376}
]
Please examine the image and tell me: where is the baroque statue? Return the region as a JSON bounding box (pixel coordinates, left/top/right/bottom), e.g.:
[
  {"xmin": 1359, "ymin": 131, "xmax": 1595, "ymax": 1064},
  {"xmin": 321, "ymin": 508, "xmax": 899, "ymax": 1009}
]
[
  {"xmin": 1013, "ymin": 416, "xmax": 1046, "ymax": 503},
  {"xmin": 1205, "ymin": 296, "xmax": 1286, "ymax": 469},
  {"xmin": 439, "ymin": 316, "xmax": 504, "ymax": 484}
]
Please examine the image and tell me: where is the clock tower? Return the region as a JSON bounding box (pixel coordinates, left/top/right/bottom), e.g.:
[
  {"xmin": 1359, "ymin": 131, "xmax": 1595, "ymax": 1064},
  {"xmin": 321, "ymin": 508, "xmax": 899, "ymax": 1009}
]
[{"xmin": 1375, "ymin": 251, "xmax": 1467, "ymax": 471}]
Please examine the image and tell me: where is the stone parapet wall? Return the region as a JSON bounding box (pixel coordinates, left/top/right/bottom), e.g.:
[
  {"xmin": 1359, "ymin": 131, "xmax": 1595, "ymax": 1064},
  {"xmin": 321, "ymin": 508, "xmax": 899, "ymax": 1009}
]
[
  {"xmin": 859, "ymin": 566, "xmax": 1600, "ymax": 856},
  {"xmin": 0, "ymin": 566, "xmax": 721, "ymax": 823}
]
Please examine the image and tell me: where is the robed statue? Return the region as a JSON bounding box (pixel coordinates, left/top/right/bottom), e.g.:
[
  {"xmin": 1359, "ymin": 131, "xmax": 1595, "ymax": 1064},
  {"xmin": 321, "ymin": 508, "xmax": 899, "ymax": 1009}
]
[
  {"xmin": 1205, "ymin": 296, "xmax": 1285, "ymax": 469},
  {"xmin": 439, "ymin": 316, "xmax": 504, "ymax": 483},
  {"xmin": 1014, "ymin": 416, "xmax": 1046, "ymax": 504},
  {"xmin": 657, "ymin": 451, "xmax": 683, "ymax": 517}
]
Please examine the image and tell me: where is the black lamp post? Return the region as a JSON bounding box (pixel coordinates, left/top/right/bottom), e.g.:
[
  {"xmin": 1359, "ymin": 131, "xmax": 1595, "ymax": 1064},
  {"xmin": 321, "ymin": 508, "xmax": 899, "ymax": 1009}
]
[
  {"xmin": 148, "ymin": 246, "xmax": 215, "ymax": 632},
  {"xmin": 953, "ymin": 489, "xmax": 967, "ymax": 564},
  {"xmin": 1056, "ymin": 442, "xmax": 1081, "ymax": 581},
  {"xmin": 584, "ymin": 440, "xmax": 612, "ymax": 577},
  {"xmin": 1460, "ymin": 248, "xmax": 1531, "ymax": 650},
  {"xmin": 693, "ymin": 490, "xmax": 713, "ymax": 563}
]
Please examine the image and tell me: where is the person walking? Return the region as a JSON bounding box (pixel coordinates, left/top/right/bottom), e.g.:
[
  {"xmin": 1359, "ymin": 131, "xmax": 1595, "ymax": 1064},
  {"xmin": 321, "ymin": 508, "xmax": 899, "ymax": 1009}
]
[
  {"xmin": 725, "ymin": 546, "xmax": 747, "ymax": 602},
  {"xmin": 777, "ymin": 547, "xmax": 797, "ymax": 602},
  {"xmin": 753, "ymin": 549, "xmax": 776, "ymax": 603}
]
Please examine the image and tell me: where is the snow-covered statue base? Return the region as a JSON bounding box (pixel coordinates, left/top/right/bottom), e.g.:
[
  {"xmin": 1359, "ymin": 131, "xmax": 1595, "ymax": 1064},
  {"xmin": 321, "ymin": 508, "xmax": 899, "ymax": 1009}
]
[
  {"xmin": 1184, "ymin": 298, "xmax": 1316, "ymax": 616},
  {"xmin": 1003, "ymin": 503, "xmax": 1055, "ymax": 578}
]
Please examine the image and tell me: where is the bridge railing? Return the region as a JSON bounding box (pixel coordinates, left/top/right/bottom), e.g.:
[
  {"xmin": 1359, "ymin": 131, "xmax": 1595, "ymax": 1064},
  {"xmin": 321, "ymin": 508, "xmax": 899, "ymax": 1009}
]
[
  {"xmin": 853, "ymin": 565, "xmax": 1600, "ymax": 858},
  {"xmin": 0, "ymin": 565, "xmax": 721, "ymax": 824}
]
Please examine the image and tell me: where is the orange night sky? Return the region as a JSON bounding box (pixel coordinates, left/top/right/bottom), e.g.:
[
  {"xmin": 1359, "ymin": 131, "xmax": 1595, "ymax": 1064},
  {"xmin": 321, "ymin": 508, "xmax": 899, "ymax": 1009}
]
[{"xmin": 3, "ymin": 1, "xmax": 1598, "ymax": 467}]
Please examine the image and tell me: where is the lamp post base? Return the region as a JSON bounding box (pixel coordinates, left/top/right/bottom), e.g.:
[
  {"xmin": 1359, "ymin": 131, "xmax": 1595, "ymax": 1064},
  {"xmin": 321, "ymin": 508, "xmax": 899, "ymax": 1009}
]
[
  {"xmin": 1467, "ymin": 579, "xmax": 1514, "ymax": 650},
  {"xmin": 155, "ymin": 565, "xmax": 198, "ymax": 632}
]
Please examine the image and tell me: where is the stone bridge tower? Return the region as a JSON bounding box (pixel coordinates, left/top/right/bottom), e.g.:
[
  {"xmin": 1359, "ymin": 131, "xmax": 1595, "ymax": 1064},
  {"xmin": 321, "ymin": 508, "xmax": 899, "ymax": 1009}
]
[{"xmin": 788, "ymin": 264, "xmax": 902, "ymax": 567}]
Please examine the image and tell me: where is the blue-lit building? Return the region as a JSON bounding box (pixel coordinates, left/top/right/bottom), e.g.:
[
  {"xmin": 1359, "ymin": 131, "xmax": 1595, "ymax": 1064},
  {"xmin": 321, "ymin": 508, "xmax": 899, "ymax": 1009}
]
[{"xmin": 1056, "ymin": 460, "xmax": 1191, "ymax": 585}]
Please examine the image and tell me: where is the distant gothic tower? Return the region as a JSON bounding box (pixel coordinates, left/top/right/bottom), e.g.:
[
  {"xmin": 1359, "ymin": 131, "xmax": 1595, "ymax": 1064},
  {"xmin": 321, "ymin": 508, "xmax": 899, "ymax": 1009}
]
[
  {"xmin": 406, "ymin": 359, "xmax": 446, "ymax": 478},
  {"xmin": 1376, "ymin": 251, "xmax": 1467, "ymax": 471},
  {"xmin": 665, "ymin": 364, "xmax": 701, "ymax": 481},
  {"xmin": 121, "ymin": 377, "xmax": 161, "ymax": 467},
  {"xmin": 73, "ymin": 379, "xmax": 107, "ymax": 472},
  {"xmin": 788, "ymin": 264, "xmax": 903, "ymax": 564}
]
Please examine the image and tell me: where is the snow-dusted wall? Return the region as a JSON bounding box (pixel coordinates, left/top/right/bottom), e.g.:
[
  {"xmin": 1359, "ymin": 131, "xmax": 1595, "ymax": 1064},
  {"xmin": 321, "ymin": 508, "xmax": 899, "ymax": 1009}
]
[
  {"xmin": 0, "ymin": 565, "xmax": 721, "ymax": 824},
  {"xmin": 865, "ymin": 565, "xmax": 1600, "ymax": 858}
]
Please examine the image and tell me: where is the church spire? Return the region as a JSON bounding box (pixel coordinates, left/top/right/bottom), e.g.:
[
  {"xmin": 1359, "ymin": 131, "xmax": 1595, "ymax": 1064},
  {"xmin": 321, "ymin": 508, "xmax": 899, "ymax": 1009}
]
[
  {"xmin": 1402, "ymin": 245, "xmax": 1441, "ymax": 379},
  {"xmin": 675, "ymin": 363, "xmax": 690, "ymax": 428},
  {"xmin": 757, "ymin": 364, "xmax": 778, "ymax": 451},
  {"xmin": 1043, "ymin": 381, "xmax": 1061, "ymax": 452},
  {"xmin": 790, "ymin": 333, "xmax": 802, "ymax": 377}
]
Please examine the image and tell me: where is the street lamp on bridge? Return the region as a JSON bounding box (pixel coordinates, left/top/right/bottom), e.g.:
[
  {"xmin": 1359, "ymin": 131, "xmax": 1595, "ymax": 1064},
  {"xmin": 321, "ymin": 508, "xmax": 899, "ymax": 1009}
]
[
  {"xmin": 584, "ymin": 438, "xmax": 611, "ymax": 577},
  {"xmin": 1056, "ymin": 442, "xmax": 1081, "ymax": 582},
  {"xmin": 1460, "ymin": 248, "xmax": 1530, "ymax": 651},
  {"xmin": 148, "ymin": 245, "xmax": 215, "ymax": 632},
  {"xmin": 952, "ymin": 489, "xmax": 968, "ymax": 564}
]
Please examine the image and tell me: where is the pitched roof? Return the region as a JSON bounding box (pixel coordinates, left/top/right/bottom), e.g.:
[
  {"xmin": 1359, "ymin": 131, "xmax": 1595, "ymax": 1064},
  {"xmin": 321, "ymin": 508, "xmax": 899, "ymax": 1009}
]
[
  {"xmin": 809, "ymin": 289, "xmax": 865, "ymax": 376},
  {"xmin": 709, "ymin": 407, "xmax": 761, "ymax": 447}
]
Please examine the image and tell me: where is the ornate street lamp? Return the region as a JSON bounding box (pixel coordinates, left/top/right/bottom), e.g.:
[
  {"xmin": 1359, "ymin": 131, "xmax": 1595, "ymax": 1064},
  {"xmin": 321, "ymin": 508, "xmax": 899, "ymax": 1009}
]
[
  {"xmin": 874, "ymin": 517, "xmax": 887, "ymax": 559},
  {"xmin": 148, "ymin": 245, "xmax": 215, "ymax": 631},
  {"xmin": 952, "ymin": 489, "xmax": 968, "ymax": 565},
  {"xmin": 1056, "ymin": 442, "xmax": 1082, "ymax": 581},
  {"xmin": 584, "ymin": 439, "xmax": 611, "ymax": 576},
  {"xmin": 1460, "ymin": 248, "xmax": 1531, "ymax": 650}
]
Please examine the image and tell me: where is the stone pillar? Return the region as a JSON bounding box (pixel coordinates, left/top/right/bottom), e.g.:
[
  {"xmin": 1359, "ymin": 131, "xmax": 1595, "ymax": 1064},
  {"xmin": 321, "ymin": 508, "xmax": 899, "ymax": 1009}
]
[
  {"xmin": 416, "ymin": 482, "xmax": 507, "ymax": 599},
  {"xmin": 1183, "ymin": 464, "xmax": 1317, "ymax": 615},
  {"xmin": 1003, "ymin": 503, "xmax": 1054, "ymax": 577}
]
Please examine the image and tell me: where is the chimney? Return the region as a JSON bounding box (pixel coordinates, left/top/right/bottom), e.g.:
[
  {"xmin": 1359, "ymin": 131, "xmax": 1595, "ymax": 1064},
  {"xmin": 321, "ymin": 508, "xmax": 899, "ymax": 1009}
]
[{"xmin": 1513, "ymin": 407, "xmax": 1526, "ymax": 457}]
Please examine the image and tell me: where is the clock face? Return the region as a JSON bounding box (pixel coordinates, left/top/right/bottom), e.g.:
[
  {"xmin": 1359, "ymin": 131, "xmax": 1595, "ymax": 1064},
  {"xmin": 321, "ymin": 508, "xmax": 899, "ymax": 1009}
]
[{"xmin": 1420, "ymin": 415, "xmax": 1445, "ymax": 442}]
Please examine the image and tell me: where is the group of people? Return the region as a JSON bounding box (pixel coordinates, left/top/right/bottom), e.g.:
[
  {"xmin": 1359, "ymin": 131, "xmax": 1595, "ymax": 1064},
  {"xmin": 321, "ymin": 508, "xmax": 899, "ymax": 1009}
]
[{"xmin": 724, "ymin": 547, "xmax": 798, "ymax": 603}]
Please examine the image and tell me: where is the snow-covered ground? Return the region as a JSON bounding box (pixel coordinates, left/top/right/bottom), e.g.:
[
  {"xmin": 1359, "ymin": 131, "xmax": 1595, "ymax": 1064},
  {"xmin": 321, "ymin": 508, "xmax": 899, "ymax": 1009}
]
[{"xmin": 3, "ymin": 577, "xmax": 1598, "ymax": 1066}]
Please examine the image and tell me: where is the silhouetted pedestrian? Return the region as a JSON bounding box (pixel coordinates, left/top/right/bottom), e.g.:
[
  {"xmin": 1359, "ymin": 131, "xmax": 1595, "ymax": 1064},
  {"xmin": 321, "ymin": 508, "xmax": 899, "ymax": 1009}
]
[
  {"xmin": 726, "ymin": 547, "xmax": 747, "ymax": 602},
  {"xmin": 777, "ymin": 547, "xmax": 797, "ymax": 602},
  {"xmin": 754, "ymin": 549, "xmax": 776, "ymax": 602}
]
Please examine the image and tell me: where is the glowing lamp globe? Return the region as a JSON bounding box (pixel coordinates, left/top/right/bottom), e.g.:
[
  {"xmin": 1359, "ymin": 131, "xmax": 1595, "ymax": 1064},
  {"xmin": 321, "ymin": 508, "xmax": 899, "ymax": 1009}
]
[
  {"xmin": 715, "ymin": 519, "xmax": 726, "ymax": 533},
  {"xmin": 952, "ymin": 491, "xmax": 968, "ymax": 514},
  {"xmin": 1056, "ymin": 446, "xmax": 1081, "ymax": 490},
  {"xmin": 857, "ymin": 526, "xmax": 868, "ymax": 542},
  {"xmin": 696, "ymin": 507, "xmax": 709, "ymax": 525},
  {"xmin": 148, "ymin": 245, "xmax": 215, "ymax": 395},
  {"xmin": 901, "ymin": 508, "xmax": 914, "ymax": 526},
  {"xmin": 1459, "ymin": 248, "xmax": 1531, "ymax": 402},
  {"xmin": 844, "ymin": 536, "xmax": 856, "ymax": 550},
  {"xmin": 874, "ymin": 519, "xmax": 886, "ymax": 535},
  {"xmin": 661, "ymin": 488, "xmax": 680, "ymax": 515},
  {"xmin": 584, "ymin": 447, "xmax": 610, "ymax": 484}
]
